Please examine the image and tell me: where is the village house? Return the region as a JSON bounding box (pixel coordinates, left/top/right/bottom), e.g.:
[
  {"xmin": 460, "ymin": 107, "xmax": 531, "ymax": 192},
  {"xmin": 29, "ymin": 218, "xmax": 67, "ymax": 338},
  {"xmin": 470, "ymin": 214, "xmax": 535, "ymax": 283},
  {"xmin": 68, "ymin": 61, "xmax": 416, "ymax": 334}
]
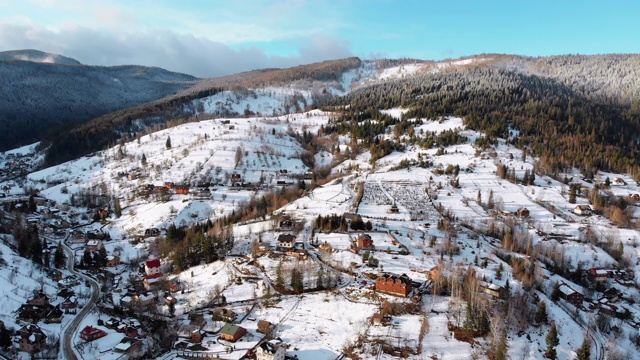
[
  {"xmin": 145, "ymin": 259, "xmax": 162, "ymax": 276},
  {"xmin": 612, "ymin": 177, "xmax": 626, "ymax": 186},
  {"xmin": 29, "ymin": 292, "xmax": 49, "ymax": 307},
  {"xmin": 177, "ymin": 324, "xmax": 202, "ymax": 342},
  {"xmin": 175, "ymin": 185, "xmax": 190, "ymax": 194},
  {"xmin": 587, "ymin": 267, "xmax": 616, "ymax": 283},
  {"xmin": 213, "ymin": 307, "xmax": 237, "ymax": 323},
  {"xmin": 516, "ymin": 207, "xmax": 530, "ymax": 218},
  {"xmin": 371, "ymin": 313, "xmax": 385, "ymax": 325},
  {"xmin": 389, "ymin": 203, "xmax": 399, "ymax": 213},
  {"xmin": 257, "ymin": 320, "xmax": 273, "ymax": 334},
  {"xmin": 84, "ymin": 239, "xmax": 104, "ymax": 252},
  {"xmin": 45, "ymin": 306, "xmax": 64, "ymax": 324},
  {"xmin": 219, "ymin": 323, "xmax": 247, "ymax": 342},
  {"xmin": 17, "ymin": 304, "xmax": 48, "ymax": 323},
  {"xmin": 375, "ymin": 273, "xmax": 413, "ymax": 297},
  {"xmin": 80, "ymin": 325, "xmax": 107, "ymax": 341},
  {"xmin": 276, "ymin": 234, "xmax": 296, "ymax": 250},
  {"xmin": 106, "ymin": 255, "xmax": 120, "ymax": 267},
  {"xmin": 479, "ymin": 281, "xmax": 506, "ymax": 299},
  {"xmin": 169, "ymin": 281, "xmax": 182, "ymax": 293},
  {"xmin": 256, "ymin": 341, "xmax": 286, "ymax": 360},
  {"xmin": 558, "ymin": 283, "xmax": 584, "ymax": 306},
  {"xmin": 286, "ymin": 248, "xmax": 309, "ymax": 260},
  {"xmin": 114, "ymin": 337, "xmax": 143, "ymax": 354},
  {"xmin": 18, "ymin": 324, "xmax": 47, "ymax": 354},
  {"xmin": 574, "ymin": 205, "xmax": 593, "ymax": 216},
  {"xmin": 61, "ymin": 296, "xmax": 77, "ymax": 310},
  {"xmin": 278, "ymin": 215, "xmax": 293, "ymax": 229},
  {"xmin": 135, "ymin": 292, "xmax": 157, "ymax": 308},
  {"xmin": 105, "ymin": 318, "xmax": 120, "ymax": 330},
  {"xmin": 144, "ymin": 228, "xmax": 161, "ymax": 237},
  {"xmin": 71, "ymin": 230, "xmax": 88, "ymax": 243},
  {"xmin": 143, "ymin": 272, "xmax": 164, "ymax": 291},
  {"xmin": 354, "ymin": 233, "xmax": 374, "ymax": 250}
]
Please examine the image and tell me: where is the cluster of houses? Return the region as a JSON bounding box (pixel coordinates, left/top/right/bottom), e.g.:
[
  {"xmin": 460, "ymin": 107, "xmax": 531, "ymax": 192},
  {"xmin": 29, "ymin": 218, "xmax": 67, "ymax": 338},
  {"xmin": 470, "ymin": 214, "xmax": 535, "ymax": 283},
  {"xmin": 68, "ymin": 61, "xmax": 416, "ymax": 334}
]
[
  {"xmin": 15, "ymin": 288, "xmax": 79, "ymax": 353},
  {"xmin": 552, "ymin": 267, "xmax": 633, "ymax": 318},
  {"xmin": 173, "ymin": 307, "xmax": 285, "ymax": 360},
  {"xmin": 79, "ymin": 322, "xmax": 143, "ymax": 355},
  {"xmin": 0, "ymin": 152, "xmax": 35, "ymax": 180}
]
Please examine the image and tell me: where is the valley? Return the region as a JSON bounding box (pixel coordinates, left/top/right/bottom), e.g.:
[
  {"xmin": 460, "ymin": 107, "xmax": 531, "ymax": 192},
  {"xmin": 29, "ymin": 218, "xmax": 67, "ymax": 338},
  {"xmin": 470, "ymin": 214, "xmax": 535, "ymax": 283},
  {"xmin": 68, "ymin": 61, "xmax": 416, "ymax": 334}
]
[{"xmin": 0, "ymin": 55, "xmax": 639, "ymax": 360}]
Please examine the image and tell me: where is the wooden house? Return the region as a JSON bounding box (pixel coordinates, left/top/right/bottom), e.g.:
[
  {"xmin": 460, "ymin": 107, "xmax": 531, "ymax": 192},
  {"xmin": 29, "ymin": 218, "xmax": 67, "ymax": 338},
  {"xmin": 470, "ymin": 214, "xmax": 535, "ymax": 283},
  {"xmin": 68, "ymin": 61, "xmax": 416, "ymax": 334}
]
[
  {"xmin": 375, "ymin": 273, "xmax": 413, "ymax": 297},
  {"xmin": 213, "ymin": 308, "xmax": 237, "ymax": 323},
  {"xmin": 276, "ymin": 234, "xmax": 296, "ymax": 250},
  {"xmin": 574, "ymin": 205, "xmax": 592, "ymax": 216},
  {"xmin": 355, "ymin": 233, "xmax": 374, "ymax": 249},
  {"xmin": 18, "ymin": 324, "xmax": 46, "ymax": 354},
  {"xmin": 114, "ymin": 337, "xmax": 143, "ymax": 354},
  {"xmin": 80, "ymin": 325, "xmax": 107, "ymax": 341},
  {"xmin": 516, "ymin": 207, "xmax": 530, "ymax": 218},
  {"xmin": 558, "ymin": 283, "xmax": 584, "ymax": 306},
  {"xmin": 219, "ymin": 323, "xmax": 247, "ymax": 342},
  {"xmin": 257, "ymin": 320, "xmax": 273, "ymax": 334}
]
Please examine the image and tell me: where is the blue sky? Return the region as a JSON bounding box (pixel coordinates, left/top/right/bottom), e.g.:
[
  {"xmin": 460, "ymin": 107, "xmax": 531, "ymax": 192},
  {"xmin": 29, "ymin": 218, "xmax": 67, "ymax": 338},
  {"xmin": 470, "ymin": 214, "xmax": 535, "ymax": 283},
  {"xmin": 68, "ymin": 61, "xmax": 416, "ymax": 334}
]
[{"xmin": 1, "ymin": 0, "xmax": 638, "ymax": 77}]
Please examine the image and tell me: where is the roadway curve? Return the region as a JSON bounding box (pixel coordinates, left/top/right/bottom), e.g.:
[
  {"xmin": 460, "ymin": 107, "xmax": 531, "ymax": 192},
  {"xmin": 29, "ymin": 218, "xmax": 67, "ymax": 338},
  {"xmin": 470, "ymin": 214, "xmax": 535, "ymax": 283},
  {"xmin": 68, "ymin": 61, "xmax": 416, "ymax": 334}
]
[{"xmin": 61, "ymin": 242, "xmax": 100, "ymax": 360}]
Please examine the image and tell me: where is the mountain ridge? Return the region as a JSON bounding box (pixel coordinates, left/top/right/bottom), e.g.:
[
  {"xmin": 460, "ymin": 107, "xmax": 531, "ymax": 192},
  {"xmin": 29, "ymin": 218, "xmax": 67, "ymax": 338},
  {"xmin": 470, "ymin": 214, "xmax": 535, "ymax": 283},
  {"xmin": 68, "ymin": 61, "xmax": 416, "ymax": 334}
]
[{"xmin": 0, "ymin": 49, "xmax": 82, "ymax": 65}]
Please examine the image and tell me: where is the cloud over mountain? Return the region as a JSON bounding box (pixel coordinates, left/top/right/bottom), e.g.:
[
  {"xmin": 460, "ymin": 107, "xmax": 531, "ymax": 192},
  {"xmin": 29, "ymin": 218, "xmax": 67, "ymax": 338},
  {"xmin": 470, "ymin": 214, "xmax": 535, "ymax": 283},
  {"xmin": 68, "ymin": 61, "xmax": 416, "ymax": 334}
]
[{"xmin": 0, "ymin": 20, "xmax": 352, "ymax": 78}]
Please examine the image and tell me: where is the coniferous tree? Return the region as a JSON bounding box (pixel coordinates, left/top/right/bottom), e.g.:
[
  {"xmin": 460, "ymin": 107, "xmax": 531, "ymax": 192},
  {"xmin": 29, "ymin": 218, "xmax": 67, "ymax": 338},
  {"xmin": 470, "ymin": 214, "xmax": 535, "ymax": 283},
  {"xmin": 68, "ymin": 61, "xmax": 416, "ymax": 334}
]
[
  {"xmin": 166, "ymin": 136, "xmax": 172, "ymax": 149},
  {"xmin": 28, "ymin": 195, "xmax": 37, "ymax": 213},
  {"xmin": 316, "ymin": 267, "xmax": 324, "ymax": 289},
  {"xmin": 496, "ymin": 263, "xmax": 503, "ymax": 280},
  {"xmin": 291, "ymin": 268, "xmax": 303, "ymax": 294},
  {"xmin": 83, "ymin": 248, "xmax": 92, "ymax": 267},
  {"xmin": 114, "ymin": 198, "xmax": 122, "ymax": 218},
  {"xmin": 535, "ymin": 300, "xmax": 548, "ymax": 325},
  {"xmin": 569, "ymin": 185, "xmax": 577, "ymax": 204},
  {"xmin": 0, "ymin": 325, "xmax": 11, "ymax": 348},
  {"xmin": 54, "ymin": 242, "xmax": 65, "ymax": 268},
  {"xmin": 43, "ymin": 239, "xmax": 50, "ymax": 268},
  {"xmin": 275, "ymin": 260, "xmax": 284, "ymax": 288},
  {"xmin": 141, "ymin": 153, "xmax": 147, "ymax": 166},
  {"xmin": 494, "ymin": 329, "xmax": 508, "ymax": 360},
  {"xmin": 487, "ymin": 189, "xmax": 495, "ymax": 209},
  {"xmin": 551, "ymin": 282, "xmax": 562, "ymax": 301},
  {"xmin": 30, "ymin": 227, "xmax": 42, "ymax": 265},
  {"xmin": 545, "ymin": 322, "xmax": 559, "ymax": 359},
  {"xmin": 576, "ymin": 337, "xmax": 591, "ymax": 360}
]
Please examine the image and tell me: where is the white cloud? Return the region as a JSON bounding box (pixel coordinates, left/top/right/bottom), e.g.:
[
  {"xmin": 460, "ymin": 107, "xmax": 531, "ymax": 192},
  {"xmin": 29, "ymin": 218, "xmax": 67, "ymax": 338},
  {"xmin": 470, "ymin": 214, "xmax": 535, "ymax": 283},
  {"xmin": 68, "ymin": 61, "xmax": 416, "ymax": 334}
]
[{"xmin": 0, "ymin": 21, "xmax": 354, "ymax": 77}]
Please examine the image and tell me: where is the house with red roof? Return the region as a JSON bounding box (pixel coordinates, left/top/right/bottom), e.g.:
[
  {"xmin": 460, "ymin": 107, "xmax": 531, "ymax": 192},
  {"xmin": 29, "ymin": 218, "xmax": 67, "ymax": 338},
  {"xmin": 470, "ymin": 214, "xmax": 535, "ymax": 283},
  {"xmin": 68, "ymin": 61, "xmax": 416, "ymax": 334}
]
[
  {"xmin": 80, "ymin": 325, "xmax": 107, "ymax": 341},
  {"xmin": 145, "ymin": 259, "xmax": 161, "ymax": 276}
]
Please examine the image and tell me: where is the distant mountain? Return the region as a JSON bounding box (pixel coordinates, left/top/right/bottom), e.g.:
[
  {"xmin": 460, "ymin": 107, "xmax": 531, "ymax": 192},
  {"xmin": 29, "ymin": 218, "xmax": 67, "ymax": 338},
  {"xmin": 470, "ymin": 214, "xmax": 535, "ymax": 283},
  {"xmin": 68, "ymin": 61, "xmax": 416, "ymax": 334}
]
[
  {"xmin": 0, "ymin": 49, "xmax": 81, "ymax": 65},
  {"xmin": 44, "ymin": 57, "xmax": 363, "ymax": 165},
  {"xmin": 330, "ymin": 53, "xmax": 640, "ymax": 175},
  {"xmin": 0, "ymin": 52, "xmax": 199, "ymax": 151},
  {"xmin": 38, "ymin": 53, "xmax": 640, "ymax": 174}
]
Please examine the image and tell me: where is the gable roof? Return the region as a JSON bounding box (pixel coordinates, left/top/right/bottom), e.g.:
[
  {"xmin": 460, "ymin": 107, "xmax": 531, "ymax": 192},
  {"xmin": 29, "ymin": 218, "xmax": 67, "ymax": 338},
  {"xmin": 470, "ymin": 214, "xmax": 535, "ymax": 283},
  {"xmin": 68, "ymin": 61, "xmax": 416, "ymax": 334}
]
[
  {"xmin": 277, "ymin": 234, "xmax": 295, "ymax": 243},
  {"xmin": 220, "ymin": 323, "xmax": 244, "ymax": 336},
  {"xmin": 145, "ymin": 259, "xmax": 161, "ymax": 268}
]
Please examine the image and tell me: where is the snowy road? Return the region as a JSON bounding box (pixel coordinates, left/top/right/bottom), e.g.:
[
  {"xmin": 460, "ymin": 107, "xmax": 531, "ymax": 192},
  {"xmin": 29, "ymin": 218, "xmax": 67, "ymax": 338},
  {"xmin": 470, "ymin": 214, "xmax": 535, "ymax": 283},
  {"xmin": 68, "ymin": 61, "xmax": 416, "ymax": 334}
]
[{"xmin": 61, "ymin": 241, "xmax": 100, "ymax": 360}]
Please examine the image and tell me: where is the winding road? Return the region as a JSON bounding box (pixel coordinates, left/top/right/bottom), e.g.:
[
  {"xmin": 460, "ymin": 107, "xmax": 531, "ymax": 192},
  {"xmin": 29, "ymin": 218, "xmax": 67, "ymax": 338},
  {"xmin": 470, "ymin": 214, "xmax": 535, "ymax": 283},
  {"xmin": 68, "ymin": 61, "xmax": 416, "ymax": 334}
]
[{"xmin": 61, "ymin": 241, "xmax": 100, "ymax": 360}]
